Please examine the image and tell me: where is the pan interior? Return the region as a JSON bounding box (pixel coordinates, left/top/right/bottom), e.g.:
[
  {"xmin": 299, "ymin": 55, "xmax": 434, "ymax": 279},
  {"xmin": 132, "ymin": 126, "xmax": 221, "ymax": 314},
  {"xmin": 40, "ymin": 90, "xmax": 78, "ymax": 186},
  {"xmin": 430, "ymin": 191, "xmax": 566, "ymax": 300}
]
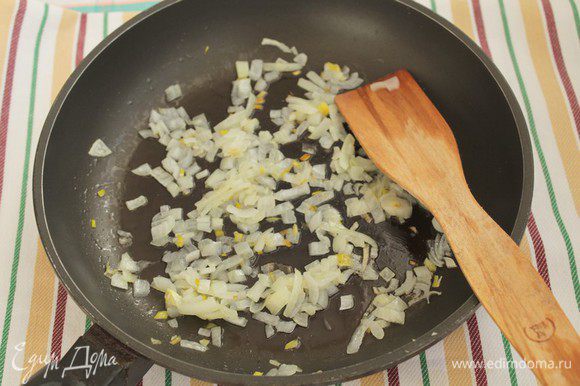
[{"xmin": 39, "ymin": 0, "xmax": 526, "ymax": 380}]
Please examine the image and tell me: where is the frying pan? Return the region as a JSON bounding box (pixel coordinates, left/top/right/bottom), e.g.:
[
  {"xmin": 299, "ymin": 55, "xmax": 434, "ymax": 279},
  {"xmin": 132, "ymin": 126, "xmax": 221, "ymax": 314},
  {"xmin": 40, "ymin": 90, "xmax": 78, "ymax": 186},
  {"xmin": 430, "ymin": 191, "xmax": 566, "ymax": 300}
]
[{"xmin": 31, "ymin": 0, "xmax": 533, "ymax": 384}]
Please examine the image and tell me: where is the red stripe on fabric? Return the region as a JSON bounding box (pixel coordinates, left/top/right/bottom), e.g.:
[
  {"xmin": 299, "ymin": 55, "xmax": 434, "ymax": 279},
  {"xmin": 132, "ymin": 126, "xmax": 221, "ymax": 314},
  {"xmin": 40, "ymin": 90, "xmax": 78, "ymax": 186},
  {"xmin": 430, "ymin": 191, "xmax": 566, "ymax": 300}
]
[
  {"xmin": 539, "ymin": 0, "xmax": 580, "ymax": 136},
  {"xmin": 49, "ymin": 13, "xmax": 89, "ymax": 361},
  {"xmin": 471, "ymin": 0, "xmax": 491, "ymax": 56},
  {"xmin": 467, "ymin": 315, "xmax": 488, "ymax": 386},
  {"xmin": 466, "ymin": 8, "xmax": 492, "ymax": 385},
  {"xmin": 527, "ymin": 214, "xmax": 551, "ymax": 288},
  {"xmin": 75, "ymin": 13, "xmax": 87, "ymax": 66},
  {"xmin": 137, "ymin": 380, "xmax": 143, "ymax": 386},
  {"xmin": 50, "ymin": 283, "xmax": 68, "ymax": 360},
  {"xmin": 387, "ymin": 366, "xmax": 400, "ymax": 386},
  {"xmin": 0, "ymin": 0, "xmax": 27, "ymax": 207}
]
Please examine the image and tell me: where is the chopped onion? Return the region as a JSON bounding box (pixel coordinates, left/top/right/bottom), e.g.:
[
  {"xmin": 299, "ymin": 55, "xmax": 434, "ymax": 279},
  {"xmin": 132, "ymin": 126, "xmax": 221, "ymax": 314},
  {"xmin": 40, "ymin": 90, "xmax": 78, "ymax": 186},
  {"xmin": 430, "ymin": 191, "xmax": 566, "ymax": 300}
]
[
  {"xmin": 133, "ymin": 279, "xmax": 150, "ymax": 298},
  {"xmin": 132, "ymin": 163, "xmax": 152, "ymax": 176},
  {"xmin": 261, "ymin": 37, "xmax": 293, "ymax": 53},
  {"xmin": 274, "ymin": 184, "xmax": 310, "ymax": 201},
  {"xmin": 119, "ymin": 253, "xmax": 140, "ymax": 273},
  {"xmin": 195, "ymin": 169, "xmax": 209, "ymax": 179},
  {"xmin": 347, "ymin": 322, "xmax": 367, "ymax": 354},
  {"xmin": 180, "ymin": 339, "xmax": 208, "ymax": 352},
  {"xmin": 253, "ymin": 311, "xmax": 280, "ymax": 326},
  {"xmin": 126, "ymin": 195, "xmax": 148, "ymax": 211},
  {"xmin": 165, "ymin": 84, "xmax": 182, "ymax": 102},
  {"xmin": 198, "ymin": 327, "xmax": 211, "ymax": 337},
  {"xmin": 249, "ymin": 59, "xmax": 263, "ymax": 81},
  {"xmin": 235, "ymin": 61, "xmax": 249, "ymax": 79},
  {"xmin": 340, "ymin": 295, "xmax": 354, "ymax": 310},
  {"xmin": 370, "ymin": 76, "xmax": 399, "ymax": 92},
  {"xmin": 265, "ymin": 324, "xmax": 275, "ymax": 338},
  {"xmin": 394, "ymin": 271, "xmax": 416, "ymax": 296},
  {"xmin": 379, "ymin": 267, "xmax": 395, "ymax": 282},
  {"xmin": 111, "ymin": 273, "xmax": 128, "ymax": 289},
  {"xmin": 432, "ymin": 217, "xmax": 444, "ymax": 233},
  {"xmin": 211, "ymin": 326, "xmax": 223, "ymax": 347},
  {"xmin": 444, "ymin": 257, "xmax": 457, "ymax": 268},
  {"xmin": 276, "ymin": 321, "xmax": 296, "ymax": 334},
  {"xmin": 88, "ymin": 139, "xmax": 112, "ymax": 157},
  {"xmin": 112, "ymin": 40, "xmax": 453, "ymax": 359},
  {"xmin": 275, "ymin": 364, "xmax": 302, "ymax": 376}
]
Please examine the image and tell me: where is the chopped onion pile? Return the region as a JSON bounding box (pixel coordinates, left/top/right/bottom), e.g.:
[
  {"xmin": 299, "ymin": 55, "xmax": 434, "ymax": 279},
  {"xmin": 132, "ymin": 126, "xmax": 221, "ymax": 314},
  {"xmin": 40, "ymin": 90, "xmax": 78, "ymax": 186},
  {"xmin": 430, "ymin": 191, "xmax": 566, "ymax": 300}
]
[{"xmin": 103, "ymin": 37, "xmax": 457, "ymax": 361}]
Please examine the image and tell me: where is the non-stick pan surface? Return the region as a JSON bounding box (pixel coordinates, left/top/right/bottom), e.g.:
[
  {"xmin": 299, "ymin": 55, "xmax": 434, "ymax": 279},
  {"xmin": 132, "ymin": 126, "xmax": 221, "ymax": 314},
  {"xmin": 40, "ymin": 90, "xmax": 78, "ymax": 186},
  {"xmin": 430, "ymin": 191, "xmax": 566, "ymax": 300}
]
[{"xmin": 33, "ymin": 0, "xmax": 533, "ymax": 384}]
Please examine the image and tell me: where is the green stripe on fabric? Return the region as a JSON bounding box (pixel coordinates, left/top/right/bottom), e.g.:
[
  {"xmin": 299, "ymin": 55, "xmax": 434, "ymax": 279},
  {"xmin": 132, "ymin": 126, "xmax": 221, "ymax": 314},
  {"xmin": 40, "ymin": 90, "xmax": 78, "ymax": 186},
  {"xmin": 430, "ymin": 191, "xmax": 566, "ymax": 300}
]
[
  {"xmin": 430, "ymin": 0, "xmax": 437, "ymax": 13},
  {"xmin": 0, "ymin": 4, "xmax": 50, "ymax": 381},
  {"xmin": 70, "ymin": 2, "xmax": 158, "ymax": 13},
  {"xmin": 165, "ymin": 368, "xmax": 172, "ymax": 386},
  {"xmin": 501, "ymin": 335, "xmax": 518, "ymax": 386},
  {"xmin": 497, "ymin": 0, "xmax": 579, "ymax": 308},
  {"xmin": 419, "ymin": 352, "xmax": 430, "ymax": 386},
  {"xmin": 85, "ymin": 317, "xmax": 92, "ymax": 332},
  {"xmin": 568, "ymin": 0, "xmax": 580, "ymax": 39},
  {"xmin": 103, "ymin": 12, "xmax": 109, "ymax": 39}
]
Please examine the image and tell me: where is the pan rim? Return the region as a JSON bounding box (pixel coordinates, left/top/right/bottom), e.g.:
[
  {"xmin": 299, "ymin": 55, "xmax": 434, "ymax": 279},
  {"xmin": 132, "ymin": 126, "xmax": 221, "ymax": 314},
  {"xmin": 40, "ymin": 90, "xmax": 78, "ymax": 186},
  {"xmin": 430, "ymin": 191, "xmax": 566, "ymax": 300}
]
[{"xmin": 32, "ymin": 0, "xmax": 533, "ymax": 384}]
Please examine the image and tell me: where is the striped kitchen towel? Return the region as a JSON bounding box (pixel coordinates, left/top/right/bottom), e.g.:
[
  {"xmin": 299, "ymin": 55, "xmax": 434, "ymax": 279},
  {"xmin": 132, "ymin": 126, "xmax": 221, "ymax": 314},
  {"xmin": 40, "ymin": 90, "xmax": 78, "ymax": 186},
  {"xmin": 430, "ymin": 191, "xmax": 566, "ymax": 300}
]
[{"xmin": 0, "ymin": 0, "xmax": 577, "ymax": 385}]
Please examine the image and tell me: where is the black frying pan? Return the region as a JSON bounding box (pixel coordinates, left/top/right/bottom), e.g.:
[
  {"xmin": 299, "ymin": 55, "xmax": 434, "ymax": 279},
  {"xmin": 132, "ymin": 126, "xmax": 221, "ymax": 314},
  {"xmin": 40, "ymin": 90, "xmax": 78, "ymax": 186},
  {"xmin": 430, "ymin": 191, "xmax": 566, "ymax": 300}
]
[{"xmin": 32, "ymin": 0, "xmax": 533, "ymax": 384}]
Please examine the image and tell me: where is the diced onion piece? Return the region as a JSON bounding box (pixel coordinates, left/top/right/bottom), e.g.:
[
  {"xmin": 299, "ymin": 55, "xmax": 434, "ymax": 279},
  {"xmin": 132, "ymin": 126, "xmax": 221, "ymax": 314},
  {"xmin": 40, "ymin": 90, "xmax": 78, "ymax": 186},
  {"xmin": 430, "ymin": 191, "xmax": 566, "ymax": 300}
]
[
  {"xmin": 211, "ymin": 326, "xmax": 223, "ymax": 347},
  {"xmin": 339, "ymin": 295, "xmax": 354, "ymax": 310},
  {"xmin": 133, "ymin": 279, "xmax": 150, "ymax": 298},
  {"xmin": 274, "ymin": 184, "xmax": 310, "ymax": 201},
  {"xmin": 346, "ymin": 322, "xmax": 367, "ymax": 354},
  {"xmin": 276, "ymin": 364, "xmax": 302, "ymax": 376},
  {"xmin": 253, "ymin": 311, "xmax": 280, "ymax": 326},
  {"xmin": 265, "ymin": 324, "xmax": 275, "ymax": 338},
  {"xmin": 132, "ymin": 163, "xmax": 152, "ymax": 176},
  {"xmin": 432, "ymin": 217, "xmax": 444, "ymax": 233},
  {"xmin": 276, "ymin": 321, "xmax": 296, "ymax": 334},
  {"xmin": 308, "ymin": 241, "xmax": 329, "ymax": 256},
  {"xmin": 198, "ymin": 327, "xmax": 211, "ymax": 337},
  {"xmin": 180, "ymin": 339, "xmax": 208, "ymax": 352},
  {"xmin": 126, "ymin": 195, "xmax": 148, "ymax": 211},
  {"xmin": 379, "ymin": 267, "xmax": 395, "ymax": 282},
  {"xmin": 263, "ymin": 62, "xmax": 302, "ymax": 72},
  {"xmin": 88, "ymin": 139, "xmax": 112, "ymax": 157},
  {"xmin": 249, "ymin": 59, "xmax": 264, "ymax": 81},
  {"xmin": 111, "ymin": 273, "xmax": 128, "ymax": 289},
  {"xmin": 261, "ymin": 37, "xmax": 292, "ymax": 53},
  {"xmin": 444, "ymin": 257, "xmax": 457, "ymax": 268},
  {"xmin": 369, "ymin": 76, "xmax": 399, "ymax": 92},
  {"xmin": 235, "ymin": 61, "xmax": 249, "ymax": 79},
  {"xmin": 394, "ymin": 271, "xmax": 416, "ymax": 296},
  {"xmin": 165, "ymin": 84, "xmax": 182, "ymax": 102},
  {"xmin": 119, "ymin": 253, "xmax": 140, "ymax": 273}
]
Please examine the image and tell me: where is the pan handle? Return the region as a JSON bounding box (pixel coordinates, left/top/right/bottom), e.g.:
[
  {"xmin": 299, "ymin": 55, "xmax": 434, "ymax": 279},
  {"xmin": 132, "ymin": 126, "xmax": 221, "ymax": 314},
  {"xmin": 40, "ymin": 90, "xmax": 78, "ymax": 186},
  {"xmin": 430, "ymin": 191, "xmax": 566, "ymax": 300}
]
[{"xmin": 25, "ymin": 323, "xmax": 153, "ymax": 385}]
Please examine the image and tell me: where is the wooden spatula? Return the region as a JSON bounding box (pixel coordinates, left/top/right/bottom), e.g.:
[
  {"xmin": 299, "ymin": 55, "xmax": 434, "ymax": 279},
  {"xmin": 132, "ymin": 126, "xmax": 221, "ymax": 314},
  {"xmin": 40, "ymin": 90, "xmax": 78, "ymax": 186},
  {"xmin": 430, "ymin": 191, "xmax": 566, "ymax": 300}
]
[{"xmin": 335, "ymin": 70, "xmax": 579, "ymax": 385}]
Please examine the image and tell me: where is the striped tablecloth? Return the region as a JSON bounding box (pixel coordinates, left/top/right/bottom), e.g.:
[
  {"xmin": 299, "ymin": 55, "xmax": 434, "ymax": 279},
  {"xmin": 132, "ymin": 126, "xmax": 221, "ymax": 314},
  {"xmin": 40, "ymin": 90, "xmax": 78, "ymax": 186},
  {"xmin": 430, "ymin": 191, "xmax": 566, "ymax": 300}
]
[{"xmin": 0, "ymin": 0, "xmax": 578, "ymax": 385}]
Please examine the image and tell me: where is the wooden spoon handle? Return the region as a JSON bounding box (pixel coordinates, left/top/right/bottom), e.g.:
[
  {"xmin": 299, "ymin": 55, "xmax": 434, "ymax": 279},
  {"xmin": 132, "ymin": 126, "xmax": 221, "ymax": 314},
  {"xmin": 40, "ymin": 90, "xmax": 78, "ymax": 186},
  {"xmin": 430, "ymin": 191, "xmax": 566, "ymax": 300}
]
[{"xmin": 435, "ymin": 194, "xmax": 579, "ymax": 385}]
